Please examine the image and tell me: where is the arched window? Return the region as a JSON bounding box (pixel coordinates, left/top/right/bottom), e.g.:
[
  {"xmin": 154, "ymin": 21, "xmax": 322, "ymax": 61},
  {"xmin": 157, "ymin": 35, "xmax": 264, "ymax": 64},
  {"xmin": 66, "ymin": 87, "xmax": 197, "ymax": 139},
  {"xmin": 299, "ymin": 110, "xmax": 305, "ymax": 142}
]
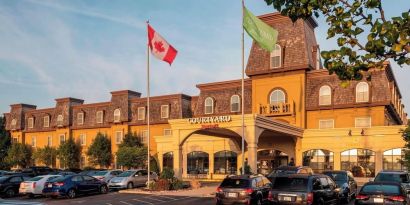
[
  {"xmin": 113, "ymin": 108, "xmax": 121, "ymax": 122},
  {"xmin": 163, "ymin": 152, "xmax": 173, "ymax": 169},
  {"xmin": 341, "ymin": 149, "xmax": 375, "ymax": 177},
  {"xmin": 269, "ymin": 89, "xmax": 285, "ymax": 104},
  {"xmin": 187, "ymin": 151, "xmax": 209, "ymax": 174},
  {"xmin": 204, "ymin": 97, "xmax": 214, "ymax": 114},
  {"xmin": 270, "ymin": 44, "xmax": 282, "ymax": 68},
  {"xmin": 319, "ymin": 85, "xmax": 332, "ymax": 105},
  {"xmin": 303, "ymin": 149, "xmax": 334, "ymax": 173},
  {"xmin": 57, "ymin": 114, "xmax": 63, "ymax": 126},
  {"xmin": 214, "ymin": 151, "xmax": 237, "ymax": 174},
  {"xmin": 230, "ymin": 95, "xmax": 240, "ymax": 112},
  {"xmin": 383, "ymin": 148, "xmax": 406, "ymax": 171},
  {"xmin": 356, "ymin": 82, "xmax": 369, "ymax": 102},
  {"xmin": 11, "ymin": 118, "xmax": 17, "ymax": 126}
]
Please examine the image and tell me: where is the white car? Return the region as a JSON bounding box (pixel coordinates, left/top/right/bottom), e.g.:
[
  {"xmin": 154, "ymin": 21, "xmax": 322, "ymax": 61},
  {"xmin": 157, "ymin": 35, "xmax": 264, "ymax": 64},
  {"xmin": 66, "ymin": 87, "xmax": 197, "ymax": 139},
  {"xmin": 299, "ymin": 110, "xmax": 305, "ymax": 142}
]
[
  {"xmin": 92, "ymin": 170, "xmax": 122, "ymax": 183},
  {"xmin": 19, "ymin": 175, "xmax": 61, "ymax": 197}
]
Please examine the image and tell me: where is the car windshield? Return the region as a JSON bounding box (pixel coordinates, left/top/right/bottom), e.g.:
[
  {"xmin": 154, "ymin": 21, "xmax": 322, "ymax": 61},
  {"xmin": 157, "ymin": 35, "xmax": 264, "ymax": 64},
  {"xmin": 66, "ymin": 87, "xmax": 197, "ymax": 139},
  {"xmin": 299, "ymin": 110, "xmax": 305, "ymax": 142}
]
[
  {"xmin": 46, "ymin": 176, "xmax": 61, "ymax": 182},
  {"xmin": 374, "ymin": 173, "xmax": 409, "ymax": 183},
  {"xmin": 118, "ymin": 171, "xmax": 135, "ymax": 177},
  {"xmin": 49, "ymin": 176, "xmax": 70, "ymax": 182},
  {"xmin": 27, "ymin": 176, "xmax": 43, "ymax": 181},
  {"xmin": 323, "ymin": 172, "xmax": 347, "ymax": 182},
  {"xmin": 220, "ymin": 178, "xmax": 249, "ymax": 188},
  {"xmin": 272, "ymin": 177, "xmax": 308, "ymax": 191},
  {"xmin": 362, "ymin": 184, "xmax": 401, "ymax": 195},
  {"xmin": 93, "ymin": 171, "xmax": 108, "ymax": 176}
]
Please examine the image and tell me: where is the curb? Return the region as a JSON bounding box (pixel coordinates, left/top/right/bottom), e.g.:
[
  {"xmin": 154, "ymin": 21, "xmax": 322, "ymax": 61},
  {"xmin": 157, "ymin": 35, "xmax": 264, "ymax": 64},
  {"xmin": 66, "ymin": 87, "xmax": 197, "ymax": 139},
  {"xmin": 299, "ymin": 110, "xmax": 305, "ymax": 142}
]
[{"xmin": 118, "ymin": 188, "xmax": 216, "ymax": 198}]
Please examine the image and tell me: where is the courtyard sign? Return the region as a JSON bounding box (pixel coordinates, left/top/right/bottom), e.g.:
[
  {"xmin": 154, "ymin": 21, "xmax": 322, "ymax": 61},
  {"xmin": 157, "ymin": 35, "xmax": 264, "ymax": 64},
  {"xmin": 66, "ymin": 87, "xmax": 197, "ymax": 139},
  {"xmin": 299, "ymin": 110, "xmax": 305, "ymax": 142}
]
[{"xmin": 188, "ymin": 115, "xmax": 232, "ymax": 124}]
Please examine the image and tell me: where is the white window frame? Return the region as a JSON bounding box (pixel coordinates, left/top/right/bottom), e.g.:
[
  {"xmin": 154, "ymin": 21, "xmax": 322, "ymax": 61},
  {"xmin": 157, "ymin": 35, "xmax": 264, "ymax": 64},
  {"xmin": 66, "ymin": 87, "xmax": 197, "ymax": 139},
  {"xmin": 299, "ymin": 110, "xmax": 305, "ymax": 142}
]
[
  {"xmin": 319, "ymin": 85, "xmax": 332, "ymax": 105},
  {"xmin": 77, "ymin": 112, "xmax": 84, "ymax": 125},
  {"xmin": 96, "ymin": 111, "xmax": 104, "ymax": 124},
  {"xmin": 44, "ymin": 116, "xmax": 50, "ymax": 128},
  {"xmin": 141, "ymin": 130, "xmax": 148, "ymax": 144},
  {"xmin": 163, "ymin": 129, "xmax": 172, "ymax": 136},
  {"xmin": 113, "ymin": 109, "xmax": 121, "ymax": 123},
  {"xmin": 161, "ymin": 105, "xmax": 169, "ymax": 119},
  {"xmin": 11, "ymin": 119, "xmax": 17, "ymax": 126},
  {"xmin": 28, "ymin": 117, "xmax": 34, "ymax": 129},
  {"xmin": 79, "ymin": 134, "xmax": 86, "ymax": 146},
  {"xmin": 355, "ymin": 117, "xmax": 372, "ymax": 128},
  {"xmin": 319, "ymin": 119, "xmax": 334, "ymax": 129},
  {"xmin": 270, "ymin": 89, "xmax": 286, "ymax": 104},
  {"xmin": 204, "ymin": 97, "xmax": 214, "ymax": 114},
  {"xmin": 270, "ymin": 44, "xmax": 282, "ymax": 69},
  {"xmin": 59, "ymin": 134, "xmax": 66, "ymax": 144},
  {"xmin": 115, "ymin": 131, "xmax": 123, "ymax": 144},
  {"xmin": 31, "ymin": 136, "xmax": 36, "ymax": 147},
  {"xmin": 230, "ymin": 95, "xmax": 240, "ymax": 112},
  {"xmin": 57, "ymin": 114, "xmax": 64, "ymax": 126},
  {"xmin": 138, "ymin": 107, "xmax": 146, "ymax": 120},
  {"xmin": 47, "ymin": 136, "xmax": 52, "ymax": 147},
  {"xmin": 356, "ymin": 82, "xmax": 369, "ymax": 103}
]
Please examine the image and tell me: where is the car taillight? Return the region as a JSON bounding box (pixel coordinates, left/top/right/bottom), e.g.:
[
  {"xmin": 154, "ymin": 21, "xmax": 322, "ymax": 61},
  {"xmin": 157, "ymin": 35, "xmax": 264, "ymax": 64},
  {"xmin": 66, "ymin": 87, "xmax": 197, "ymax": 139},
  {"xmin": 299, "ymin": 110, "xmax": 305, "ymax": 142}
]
[
  {"xmin": 32, "ymin": 182, "xmax": 36, "ymax": 189},
  {"xmin": 53, "ymin": 182, "xmax": 64, "ymax": 187},
  {"xmin": 389, "ymin": 195, "xmax": 405, "ymax": 202},
  {"xmin": 245, "ymin": 188, "xmax": 253, "ymax": 195},
  {"xmin": 356, "ymin": 194, "xmax": 369, "ymax": 200},
  {"xmin": 216, "ymin": 187, "xmax": 223, "ymax": 193},
  {"xmin": 307, "ymin": 192, "xmax": 314, "ymax": 205},
  {"xmin": 268, "ymin": 191, "xmax": 273, "ymax": 201}
]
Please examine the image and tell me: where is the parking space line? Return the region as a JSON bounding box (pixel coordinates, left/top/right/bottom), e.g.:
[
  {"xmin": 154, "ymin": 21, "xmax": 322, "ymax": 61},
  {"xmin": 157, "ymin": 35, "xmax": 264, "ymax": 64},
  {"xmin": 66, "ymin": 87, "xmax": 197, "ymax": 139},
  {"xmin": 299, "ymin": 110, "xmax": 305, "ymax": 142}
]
[
  {"xmin": 106, "ymin": 203, "xmax": 113, "ymax": 205},
  {"xmin": 132, "ymin": 199, "xmax": 154, "ymax": 205},
  {"xmin": 155, "ymin": 195, "xmax": 177, "ymax": 200},
  {"xmin": 120, "ymin": 201, "xmax": 134, "ymax": 205},
  {"xmin": 144, "ymin": 196, "xmax": 165, "ymax": 202}
]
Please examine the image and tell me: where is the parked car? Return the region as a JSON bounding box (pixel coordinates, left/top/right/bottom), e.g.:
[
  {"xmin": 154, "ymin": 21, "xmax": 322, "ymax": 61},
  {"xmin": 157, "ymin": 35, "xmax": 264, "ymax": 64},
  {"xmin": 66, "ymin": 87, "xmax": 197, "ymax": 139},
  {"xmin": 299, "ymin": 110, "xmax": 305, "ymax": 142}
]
[
  {"xmin": 108, "ymin": 169, "xmax": 158, "ymax": 189},
  {"xmin": 20, "ymin": 166, "xmax": 53, "ymax": 177},
  {"xmin": 42, "ymin": 174, "xmax": 108, "ymax": 199},
  {"xmin": 64, "ymin": 168, "xmax": 82, "ymax": 174},
  {"xmin": 19, "ymin": 175, "xmax": 61, "ymax": 198},
  {"xmin": 0, "ymin": 175, "xmax": 31, "ymax": 197},
  {"xmin": 373, "ymin": 171, "xmax": 410, "ymax": 193},
  {"xmin": 79, "ymin": 170, "xmax": 101, "ymax": 176},
  {"xmin": 355, "ymin": 181, "xmax": 408, "ymax": 205},
  {"xmin": 323, "ymin": 170, "xmax": 358, "ymax": 203},
  {"xmin": 0, "ymin": 170, "xmax": 11, "ymax": 176},
  {"xmin": 92, "ymin": 170, "xmax": 122, "ymax": 183},
  {"xmin": 267, "ymin": 166, "xmax": 314, "ymax": 181},
  {"xmin": 215, "ymin": 175, "xmax": 272, "ymax": 205},
  {"xmin": 269, "ymin": 174, "xmax": 341, "ymax": 205}
]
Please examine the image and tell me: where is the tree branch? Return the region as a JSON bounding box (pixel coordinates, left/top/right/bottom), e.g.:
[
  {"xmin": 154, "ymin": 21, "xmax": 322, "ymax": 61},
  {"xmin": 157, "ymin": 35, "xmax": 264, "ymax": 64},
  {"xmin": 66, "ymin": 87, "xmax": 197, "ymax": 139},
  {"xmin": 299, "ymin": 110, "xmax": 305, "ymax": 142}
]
[
  {"xmin": 339, "ymin": 0, "xmax": 374, "ymax": 26},
  {"xmin": 378, "ymin": 2, "xmax": 387, "ymax": 23}
]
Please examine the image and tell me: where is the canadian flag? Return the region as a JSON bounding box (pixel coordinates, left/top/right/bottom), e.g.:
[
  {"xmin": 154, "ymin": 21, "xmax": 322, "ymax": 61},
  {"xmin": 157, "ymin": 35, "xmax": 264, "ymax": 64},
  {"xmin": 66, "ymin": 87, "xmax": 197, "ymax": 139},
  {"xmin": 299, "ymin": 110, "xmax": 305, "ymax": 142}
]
[{"xmin": 147, "ymin": 24, "xmax": 178, "ymax": 65}]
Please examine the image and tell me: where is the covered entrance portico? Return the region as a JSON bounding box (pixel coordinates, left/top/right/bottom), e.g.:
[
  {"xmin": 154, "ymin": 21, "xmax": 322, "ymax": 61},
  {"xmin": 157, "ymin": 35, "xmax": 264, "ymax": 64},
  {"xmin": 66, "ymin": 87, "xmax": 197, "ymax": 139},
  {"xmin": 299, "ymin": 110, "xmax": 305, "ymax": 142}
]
[{"xmin": 154, "ymin": 114, "xmax": 303, "ymax": 179}]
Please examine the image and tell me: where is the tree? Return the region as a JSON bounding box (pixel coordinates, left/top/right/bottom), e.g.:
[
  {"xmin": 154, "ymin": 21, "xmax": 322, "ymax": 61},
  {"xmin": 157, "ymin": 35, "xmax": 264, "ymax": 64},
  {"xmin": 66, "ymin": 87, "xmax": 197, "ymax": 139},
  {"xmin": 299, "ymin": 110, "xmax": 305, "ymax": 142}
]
[
  {"xmin": 264, "ymin": 0, "xmax": 410, "ymax": 81},
  {"xmin": 32, "ymin": 146, "xmax": 57, "ymax": 167},
  {"xmin": 116, "ymin": 146, "xmax": 148, "ymax": 169},
  {"xmin": 120, "ymin": 132, "xmax": 143, "ymax": 147},
  {"xmin": 5, "ymin": 143, "xmax": 32, "ymax": 168},
  {"xmin": 86, "ymin": 132, "xmax": 112, "ymax": 168},
  {"xmin": 58, "ymin": 137, "xmax": 81, "ymax": 169},
  {"xmin": 403, "ymin": 120, "xmax": 410, "ymax": 170},
  {"xmin": 0, "ymin": 116, "xmax": 11, "ymax": 169}
]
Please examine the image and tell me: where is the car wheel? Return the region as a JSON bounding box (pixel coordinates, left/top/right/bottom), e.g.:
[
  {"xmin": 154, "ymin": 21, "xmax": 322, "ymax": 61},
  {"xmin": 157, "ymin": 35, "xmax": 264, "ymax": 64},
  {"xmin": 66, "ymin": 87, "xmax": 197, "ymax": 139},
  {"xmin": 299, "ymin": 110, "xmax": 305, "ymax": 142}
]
[
  {"xmin": 5, "ymin": 189, "xmax": 15, "ymax": 198},
  {"xmin": 127, "ymin": 182, "xmax": 133, "ymax": 189},
  {"xmin": 67, "ymin": 189, "xmax": 76, "ymax": 199},
  {"xmin": 100, "ymin": 185, "xmax": 108, "ymax": 194}
]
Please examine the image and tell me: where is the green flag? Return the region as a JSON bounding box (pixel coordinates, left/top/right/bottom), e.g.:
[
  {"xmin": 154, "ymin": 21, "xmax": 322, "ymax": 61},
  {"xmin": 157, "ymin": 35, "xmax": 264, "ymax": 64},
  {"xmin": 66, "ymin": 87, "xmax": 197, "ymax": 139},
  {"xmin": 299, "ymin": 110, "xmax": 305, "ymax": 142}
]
[{"xmin": 243, "ymin": 6, "xmax": 278, "ymax": 52}]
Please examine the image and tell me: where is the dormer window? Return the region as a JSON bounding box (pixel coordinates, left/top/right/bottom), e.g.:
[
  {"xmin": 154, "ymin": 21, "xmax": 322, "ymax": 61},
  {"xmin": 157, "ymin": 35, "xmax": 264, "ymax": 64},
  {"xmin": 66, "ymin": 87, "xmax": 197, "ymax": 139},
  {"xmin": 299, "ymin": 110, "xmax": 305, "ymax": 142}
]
[
  {"xmin": 319, "ymin": 85, "xmax": 332, "ymax": 105},
  {"xmin": 356, "ymin": 82, "xmax": 369, "ymax": 103},
  {"xmin": 96, "ymin": 111, "xmax": 104, "ymax": 124},
  {"xmin": 28, "ymin": 117, "xmax": 34, "ymax": 129},
  {"xmin": 161, "ymin": 105, "xmax": 169, "ymax": 119},
  {"xmin": 205, "ymin": 97, "xmax": 214, "ymax": 114},
  {"xmin": 44, "ymin": 115, "xmax": 50, "ymax": 128},
  {"xmin": 77, "ymin": 112, "xmax": 84, "ymax": 125},
  {"xmin": 57, "ymin": 115, "xmax": 63, "ymax": 126},
  {"xmin": 270, "ymin": 44, "xmax": 282, "ymax": 68},
  {"xmin": 138, "ymin": 107, "xmax": 146, "ymax": 120},
  {"xmin": 230, "ymin": 95, "xmax": 240, "ymax": 112},
  {"xmin": 11, "ymin": 119, "xmax": 17, "ymax": 127},
  {"xmin": 114, "ymin": 108, "xmax": 121, "ymax": 123}
]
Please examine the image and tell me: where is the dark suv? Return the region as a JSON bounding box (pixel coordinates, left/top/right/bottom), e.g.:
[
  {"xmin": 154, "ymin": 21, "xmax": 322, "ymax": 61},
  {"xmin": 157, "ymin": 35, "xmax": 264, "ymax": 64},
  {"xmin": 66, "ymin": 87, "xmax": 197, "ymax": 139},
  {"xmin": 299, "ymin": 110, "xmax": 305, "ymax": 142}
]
[
  {"xmin": 323, "ymin": 170, "xmax": 357, "ymax": 203},
  {"xmin": 21, "ymin": 166, "xmax": 53, "ymax": 177},
  {"xmin": 216, "ymin": 175, "xmax": 272, "ymax": 205},
  {"xmin": 373, "ymin": 171, "xmax": 410, "ymax": 193},
  {"xmin": 269, "ymin": 174, "xmax": 341, "ymax": 205},
  {"xmin": 267, "ymin": 166, "xmax": 313, "ymax": 181}
]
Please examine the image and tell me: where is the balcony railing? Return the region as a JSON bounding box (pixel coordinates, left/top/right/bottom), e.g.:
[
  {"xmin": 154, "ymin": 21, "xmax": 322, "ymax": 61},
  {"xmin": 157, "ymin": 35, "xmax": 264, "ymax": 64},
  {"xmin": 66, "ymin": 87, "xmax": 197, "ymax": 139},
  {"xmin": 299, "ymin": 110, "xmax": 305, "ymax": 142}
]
[{"xmin": 258, "ymin": 101, "xmax": 295, "ymax": 116}]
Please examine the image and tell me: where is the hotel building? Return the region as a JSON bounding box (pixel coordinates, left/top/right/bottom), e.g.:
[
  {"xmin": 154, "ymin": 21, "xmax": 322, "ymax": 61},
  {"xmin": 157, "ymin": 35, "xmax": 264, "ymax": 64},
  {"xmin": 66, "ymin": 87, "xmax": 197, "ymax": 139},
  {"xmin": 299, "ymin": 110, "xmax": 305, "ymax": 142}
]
[{"xmin": 4, "ymin": 12, "xmax": 408, "ymax": 180}]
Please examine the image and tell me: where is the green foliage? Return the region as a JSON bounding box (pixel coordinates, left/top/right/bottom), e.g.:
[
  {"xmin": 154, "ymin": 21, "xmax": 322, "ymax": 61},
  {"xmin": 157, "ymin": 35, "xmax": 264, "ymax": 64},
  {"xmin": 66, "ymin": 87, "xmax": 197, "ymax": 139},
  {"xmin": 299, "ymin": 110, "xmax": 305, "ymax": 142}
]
[
  {"xmin": 5, "ymin": 143, "xmax": 32, "ymax": 168},
  {"xmin": 120, "ymin": 132, "xmax": 143, "ymax": 148},
  {"xmin": 264, "ymin": 0, "xmax": 410, "ymax": 81},
  {"xmin": 86, "ymin": 132, "xmax": 112, "ymax": 168},
  {"xmin": 150, "ymin": 178, "xmax": 170, "ymax": 191},
  {"xmin": 170, "ymin": 178, "xmax": 184, "ymax": 190},
  {"xmin": 0, "ymin": 116, "xmax": 11, "ymax": 169},
  {"xmin": 403, "ymin": 120, "xmax": 410, "ymax": 170},
  {"xmin": 116, "ymin": 146, "xmax": 147, "ymax": 169},
  {"xmin": 57, "ymin": 137, "xmax": 81, "ymax": 169},
  {"xmin": 150, "ymin": 156, "xmax": 159, "ymax": 174},
  {"xmin": 160, "ymin": 167, "xmax": 175, "ymax": 180},
  {"xmin": 33, "ymin": 146, "xmax": 57, "ymax": 167}
]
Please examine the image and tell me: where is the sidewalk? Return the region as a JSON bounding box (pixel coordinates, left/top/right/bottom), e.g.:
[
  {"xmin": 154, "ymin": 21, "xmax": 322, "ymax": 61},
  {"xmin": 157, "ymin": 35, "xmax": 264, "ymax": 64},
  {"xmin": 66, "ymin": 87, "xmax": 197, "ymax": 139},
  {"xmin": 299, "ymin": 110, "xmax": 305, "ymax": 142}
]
[{"xmin": 119, "ymin": 183, "xmax": 218, "ymax": 198}]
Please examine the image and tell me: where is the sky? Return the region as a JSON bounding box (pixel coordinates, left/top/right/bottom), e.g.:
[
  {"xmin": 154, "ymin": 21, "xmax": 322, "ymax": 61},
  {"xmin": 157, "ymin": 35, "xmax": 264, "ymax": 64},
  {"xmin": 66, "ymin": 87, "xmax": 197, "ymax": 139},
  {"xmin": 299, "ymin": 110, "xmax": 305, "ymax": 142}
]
[{"xmin": 0, "ymin": 0, "xmax": 409, "ymax": 115}]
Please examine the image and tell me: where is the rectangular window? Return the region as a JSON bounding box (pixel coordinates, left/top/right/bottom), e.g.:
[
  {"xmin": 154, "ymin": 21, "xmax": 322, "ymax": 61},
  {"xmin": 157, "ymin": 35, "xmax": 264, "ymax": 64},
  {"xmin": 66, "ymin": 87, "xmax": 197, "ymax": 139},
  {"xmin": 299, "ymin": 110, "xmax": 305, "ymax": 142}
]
[
  {"xmin": 141, "ymin": 130, "xmax": 148, "ymax": 144},
  {"xmin": 28, "ymin": 118, "xmax": 34, "ymax": 129},
  {"xmin": 80, "ymin": 134, "xmax": 86, "ymax": 146},
  {"xmin": 77, "ymin": 113, "xmax": 84, "ymax": 125},
  {"xmin": 355, "ymin": 117, "xmax": 371, "ymax": 128},
  {"xmin": 31, "ymin": 136, "xmax": 36, "ymax": 147},
  {"xmin": 59, "ymin": 134, "xmax": 66, "ymax": 144},
  {"xmin": 12, "ymin": 137, "xmax": 18, "ymax": 143},
  {"xmin": 44, "ymin": 116, "xmax": 50, "ymax": 128},
  {"xmin": 138, "ymin": 107, "xmax": 146, "ymax": 120},
  {"xmin": 115, "ymin": 131, "xmax": 123, "ymax": 144},
  {"xmin": 161, "ymin": 105, "xmax": 169, "ymax": 119},
  {"xmin": 319, "ymin": 119, "xmax": 334, "ymax": 129},
  {"xmin": 96, "ymin": 111, "xmax": 104, "ymax": 124},
  {"xmin": 47, "ymin": 136, "xmax": 52, "ymax": 146},
  {"xmin": 164, "ymin": 129, "xmax": 172, "ymax": 136}
]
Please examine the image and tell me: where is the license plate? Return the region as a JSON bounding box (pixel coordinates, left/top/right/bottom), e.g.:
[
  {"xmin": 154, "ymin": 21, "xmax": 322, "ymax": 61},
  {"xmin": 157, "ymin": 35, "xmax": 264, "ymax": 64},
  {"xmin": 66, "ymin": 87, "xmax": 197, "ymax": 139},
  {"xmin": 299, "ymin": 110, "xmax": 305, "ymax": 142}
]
[
  {"xmin": 374, "ymin": 198, "xmax": 383, "ymax": 203},
  {"xmin": 283, "ymin": 196, "xmax": 292, "ymax": 201},
  {"xmin": 227, "ymin": 192, "xmax": 238, "ymax": 198},
  {"xmin": 47, "ymin": 184, "xmax": 52, "ymax": 188}
]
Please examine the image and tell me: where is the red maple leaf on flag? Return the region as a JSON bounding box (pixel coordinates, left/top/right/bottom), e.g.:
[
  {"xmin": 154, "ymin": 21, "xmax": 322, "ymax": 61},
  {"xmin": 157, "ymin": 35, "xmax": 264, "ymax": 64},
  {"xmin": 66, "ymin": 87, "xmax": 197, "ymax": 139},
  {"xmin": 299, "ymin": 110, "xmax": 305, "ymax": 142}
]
[{"xmin": 154, "ymin": 41, "xmax": 165, "ymax": 53}]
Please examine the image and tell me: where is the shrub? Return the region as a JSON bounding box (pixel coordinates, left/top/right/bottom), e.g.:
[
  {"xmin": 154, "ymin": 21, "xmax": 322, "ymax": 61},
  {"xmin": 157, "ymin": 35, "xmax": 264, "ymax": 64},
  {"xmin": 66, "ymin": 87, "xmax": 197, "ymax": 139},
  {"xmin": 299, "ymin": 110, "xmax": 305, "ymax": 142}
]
[
  {"xmin": 170, "ymin": 178, "xmax": 184, "ymax": 190},
  {"xmin": 160, "ymin": 167, "xmax": 175, "ymax": 180},
  {"xmin": 151, "ymin": 179, "xmax": 170, "ymax": 191}
]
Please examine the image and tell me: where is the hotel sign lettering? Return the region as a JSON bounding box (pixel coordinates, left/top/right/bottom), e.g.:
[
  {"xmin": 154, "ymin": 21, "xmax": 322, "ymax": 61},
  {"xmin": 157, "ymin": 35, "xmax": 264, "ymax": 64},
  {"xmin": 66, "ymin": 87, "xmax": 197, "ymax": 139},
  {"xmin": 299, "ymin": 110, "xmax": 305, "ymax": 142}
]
[{"xmin": 188, "ymin": 116, "xmax": 232, "ymax": 124}]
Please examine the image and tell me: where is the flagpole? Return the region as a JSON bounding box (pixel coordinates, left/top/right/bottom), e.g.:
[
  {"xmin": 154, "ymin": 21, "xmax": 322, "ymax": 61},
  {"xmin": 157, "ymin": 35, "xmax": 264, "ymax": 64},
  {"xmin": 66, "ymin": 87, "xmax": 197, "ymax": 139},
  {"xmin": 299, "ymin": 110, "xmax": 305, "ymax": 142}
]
[
  {"xmin": 146, "ymin": 20, "xmax": 151, "ymax": 188},
  {"xmin": 241, "ymin": 0, "xmax": 245, "ymax": 175}
]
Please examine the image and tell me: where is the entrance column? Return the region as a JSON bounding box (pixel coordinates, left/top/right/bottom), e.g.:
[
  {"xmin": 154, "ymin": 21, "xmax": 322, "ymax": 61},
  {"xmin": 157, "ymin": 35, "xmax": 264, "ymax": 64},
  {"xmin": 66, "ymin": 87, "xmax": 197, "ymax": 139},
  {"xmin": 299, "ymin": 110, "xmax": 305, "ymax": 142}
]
[
  {"xmin": 333, "ymin": 151, "xmax": 341, "ymax": 170},
  {"xmin": 173, "ymin": 145, "xmax": 183, "ymax": 178},
  {"xmin": 247, "ymin": 142, "xmax": 258, "ymax": 174},
  {"xmin": 375, "ymin": 150, "xmax": 383, "ymax": 175}
]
